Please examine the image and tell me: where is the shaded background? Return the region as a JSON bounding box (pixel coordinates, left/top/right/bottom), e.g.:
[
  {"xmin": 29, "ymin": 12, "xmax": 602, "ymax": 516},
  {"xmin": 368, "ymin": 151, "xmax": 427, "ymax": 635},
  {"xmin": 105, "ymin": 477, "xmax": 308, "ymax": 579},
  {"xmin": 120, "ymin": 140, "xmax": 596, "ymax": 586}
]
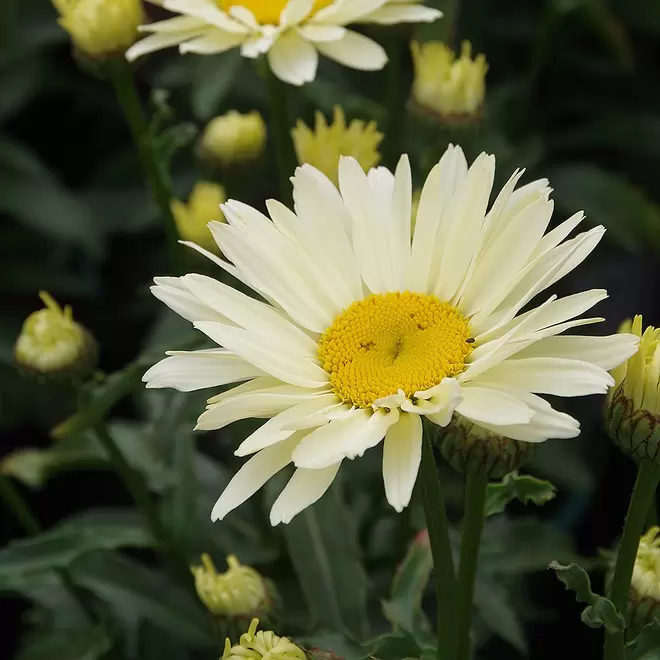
[{"xmin": 2, "ymin": 0, "xmax": 660, "ymax": 658}]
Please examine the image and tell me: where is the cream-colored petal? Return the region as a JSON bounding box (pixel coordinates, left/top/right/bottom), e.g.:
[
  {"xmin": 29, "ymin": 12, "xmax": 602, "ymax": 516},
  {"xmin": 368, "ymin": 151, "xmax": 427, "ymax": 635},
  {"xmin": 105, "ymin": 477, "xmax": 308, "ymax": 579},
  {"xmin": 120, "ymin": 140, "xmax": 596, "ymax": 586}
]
[
  {"xmin": 315, "ymin": 30, "xmax": 387, "ymax": 71},
  {"xmin": 269, "ymin": 462, "xmax": 341, "ymax": 525},
  {"xmin": 455, "ymin": 386, "xmax": 534, "ymax": 426},
  {"xmin": 382, "ymin": 412, "xmax": 422, "ymax": 513},
  {"xmin": 210, "ymin": 434, "xmax": 301, "ymax": 521},
  {"xmin": 267, "ymin": 30, "xmax": 318, "ymax": 85},
  {"xmin": 180, "ymin": 30, "xmax": 245, "ymax": 53}
]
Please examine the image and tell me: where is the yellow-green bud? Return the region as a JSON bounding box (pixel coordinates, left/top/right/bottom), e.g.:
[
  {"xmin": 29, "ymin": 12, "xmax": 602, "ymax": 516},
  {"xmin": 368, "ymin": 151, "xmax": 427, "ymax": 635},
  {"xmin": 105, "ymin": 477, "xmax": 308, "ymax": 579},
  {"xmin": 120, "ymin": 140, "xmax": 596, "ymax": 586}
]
[
  {"xmin": 438, "ymin": 415, "xmax": 535, "ymax": 479},
  {"xmin": 51, "ymin": 0, "xmax": 144, "ymax": 59},
  {"xmin": 606, "ymin": 316, "xmax": 660, "ymax": 463},
  {"xmin": 14, "ymin": 292, "xmax": 96, "ymax": 380},
  {"xmin": 171, "ymin": 182, "xmax": 226, "ymax": 253},
  {"xmin": 221, "ymin": 618, "xmax": 305, "ymax": 660},
  {"xmin": 291, "ymin": 106, "xmax": 383, "ymax": 186},
  {"xmin": 410, "ymin": 40, "xmax": 487, "ymax": 123},
  {"xmin": 192, "ymin": 554, "xmax": 269, "ymax": 618},
  {"xmin": 199, "ymin": 111, "xmax": 267, "ymax": 167}
]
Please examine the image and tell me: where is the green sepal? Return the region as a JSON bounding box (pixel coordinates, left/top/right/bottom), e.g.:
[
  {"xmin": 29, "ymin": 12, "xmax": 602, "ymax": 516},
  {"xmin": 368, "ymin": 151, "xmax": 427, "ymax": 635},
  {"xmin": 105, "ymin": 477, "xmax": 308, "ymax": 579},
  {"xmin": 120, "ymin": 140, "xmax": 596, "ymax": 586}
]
[
  {"xmin": 485, "ymin": 471, "xmax": 557, "ymax": 517},
  {"xmin": 549, "ymin": 561, "xmax": 625, "ymax": 632}
]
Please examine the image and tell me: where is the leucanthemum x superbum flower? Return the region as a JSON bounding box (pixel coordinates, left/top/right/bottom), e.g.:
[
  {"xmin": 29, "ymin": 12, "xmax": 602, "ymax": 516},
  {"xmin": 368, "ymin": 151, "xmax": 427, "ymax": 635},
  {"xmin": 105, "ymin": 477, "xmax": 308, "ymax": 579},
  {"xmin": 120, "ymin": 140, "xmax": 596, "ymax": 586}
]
[
  {"xmin": 125, "ymin": 0, "xmax": 442, "ymax": 86},
  {"xmin": 144, "ymin": 145, "xmax": 639, "ymax": 525}
]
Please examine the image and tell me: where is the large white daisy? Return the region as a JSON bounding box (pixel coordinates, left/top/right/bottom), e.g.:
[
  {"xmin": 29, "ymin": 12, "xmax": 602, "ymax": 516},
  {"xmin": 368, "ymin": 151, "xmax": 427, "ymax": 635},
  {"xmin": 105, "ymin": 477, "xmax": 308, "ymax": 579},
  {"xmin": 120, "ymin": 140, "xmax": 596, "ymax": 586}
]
[
  {"xmin": 125, "ymin": 0, "xmax": 441, "ymax": 85},
  {"xmin": 144, "ymin": 145, "xmax": 639, "ymax": 524}
]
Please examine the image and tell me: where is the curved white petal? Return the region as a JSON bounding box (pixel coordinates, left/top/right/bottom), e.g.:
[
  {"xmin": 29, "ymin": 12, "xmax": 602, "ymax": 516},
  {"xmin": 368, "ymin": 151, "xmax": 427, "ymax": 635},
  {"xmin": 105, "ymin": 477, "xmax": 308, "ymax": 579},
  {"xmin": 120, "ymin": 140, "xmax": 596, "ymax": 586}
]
[
  {"xmin": 211, "ymin": 434, "xmax": 301, "ymax": 521},
  {"xmin": 382, "ymin": 412, "xmax": 422, "ymax": 513},
  {"xmin": 315, "ymin": 30, "xmax": 387, "ymax": 71},
  {"xmin": 360, "ymin": 4, "xmax": 442, "ymax": 24},
  {"xmin": 269, "ymin": 462, "xmax": 341, "ymax": 525},
  {"xmin": 180, "ymin": 30, "xmax": 245, "ymax": 54},
  {"xmin": 162, "ymin": 0, "xmax": 248, "ymax": 32},
  {"xmin": 151, "ymin": 277, "xmax": 228, "ymax": 324},
  {"xmin": 455, "ymin": 386, "xmax": 534, "ymax": 426},
  {"xmin": 281, "ymin": 0, "xmax": 316, "ymax": 25},
  {"xmin": 267, "ymin": 30, "xmax": 319, "ymax": 85}
]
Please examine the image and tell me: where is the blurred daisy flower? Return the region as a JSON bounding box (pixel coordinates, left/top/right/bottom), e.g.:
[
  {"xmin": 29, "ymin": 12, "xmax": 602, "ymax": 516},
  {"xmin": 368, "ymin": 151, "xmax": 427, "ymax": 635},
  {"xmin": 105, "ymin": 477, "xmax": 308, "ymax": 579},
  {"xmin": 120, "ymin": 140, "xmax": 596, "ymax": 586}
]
[
  {"xmin": 144, "ymin": 145, "xmax": 638, "ymax": 524},
  {"xmin": 126, "ymin": 0, "xmax": 442, "ymax": 85}
]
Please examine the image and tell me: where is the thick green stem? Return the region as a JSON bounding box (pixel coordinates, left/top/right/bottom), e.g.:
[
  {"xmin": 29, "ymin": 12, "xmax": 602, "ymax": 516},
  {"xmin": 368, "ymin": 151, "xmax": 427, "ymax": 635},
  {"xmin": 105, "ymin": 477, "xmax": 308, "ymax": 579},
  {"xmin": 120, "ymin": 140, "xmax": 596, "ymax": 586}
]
[
  {"xmin": 93, "ymin": 423, "xmax": 187, "ymax": 577},
  {"xmin": 383, "ymin": 38, "xmax": 408, "ymax": 169},
  {"xmin": 437, "ymin": 0, "xmax": 462, "ymax": 49},
  {"xmin": 266, "ymin": 69, "xmax": 295, "ymax": 203},
  {"xmin": 420, "ymin": 420, "xmax": 457, "ymax": 660},
  {"xmin": 107, "ymin": 58, "xmax": 182, "ymax": 272},
  {"xmin": 456, "ymin": 473, "xmax": 488, "ymax": 660},
  {"xmin": 604, "ymin": 461, "xmax": 660, "ymax": 660},
  {"xmin": 0, "ymin": 475, "xmax": 97, "ymax": 625}
]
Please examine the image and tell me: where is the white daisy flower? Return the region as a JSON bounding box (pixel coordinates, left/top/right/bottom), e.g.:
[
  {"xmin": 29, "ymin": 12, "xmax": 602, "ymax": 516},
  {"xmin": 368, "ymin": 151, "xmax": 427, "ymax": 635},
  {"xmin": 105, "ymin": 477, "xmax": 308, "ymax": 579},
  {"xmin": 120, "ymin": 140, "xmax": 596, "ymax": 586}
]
[
  {"xmin": 125, "ymin": 0, "xmax": 442, "ymax": 86},
  {"xmin": 144, "ymin": 145, "xmax": 639, "ymax": 524}
]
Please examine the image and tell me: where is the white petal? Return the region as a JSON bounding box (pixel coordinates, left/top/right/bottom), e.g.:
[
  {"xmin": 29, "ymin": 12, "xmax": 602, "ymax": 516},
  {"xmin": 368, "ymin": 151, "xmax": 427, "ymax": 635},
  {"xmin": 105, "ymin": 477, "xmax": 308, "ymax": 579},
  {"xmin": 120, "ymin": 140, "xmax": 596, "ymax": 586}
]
[
  {"xmin": 151, "ymin": 277, "xmax": 227, "ymax": 324},
  {"xmin": 382, "ymin": 412, "xmax": 422, "ymax": 513},
  {"xmin": 360, "ymin": 5, "xmax": 442, "ymax": 24},
  {"xmin": 180, "ymin": 30, "xmax": 245, "ymax": 54},
  {"xmin": 312, "ymin": 0, "xmax": 387, "ymax": 25},
  {"xmin": 267, "ymin": 30, "xmax": 318, "ymax": 85},
  {"xmin": 281, "ymin": 0, "xmax": 315, "ymax": 25},
  {"xmin": 235, "ymin": 394, "xmax": 341, "ymax": 456},
  {"xmin": 346, "ymin": 406, "xmax": 400, "ymax": 459},
  {"xmin": 126, "ymin": 26, "xmax": 208, "ymax": 60},
  {"xmin": 475, "ymin": 357, "xmax": 615, "ymax": 396},
  {"xmin": 269, "ymin": 462, "xmax": 341, "ymax": 525},
  {"xmin": 513, "ymin": 333, "xmax": 640, "ymax": 371},
  {"xmin": 296, "ymin": 24, "xmax": 346, "ymax": 42},
  {"xmin": 142, "ymin": 350, "xmax": 264, "ymax": 391},
  {"xmin": 193, "ymin": 322, "xmax": 328, "ymax": 388},
  {"xmin": 401, "ymin": 378, "xmax": 461, "ymax": 421},
  {"xmin": 455, "ymin": 386, "xmax": 534, "ymax": 426},
  {"xmin": 211, "ymin": 434, "xmax": 300, "ymax": 521},
  {"xmin": 315, "ymin": 30, "xmax": 387, "ymax": 71},
  {"xmin": 163, "ymin": 0, "xmax": 248, "ymax": 32},
  {"xmin": 196, "ymin": 384, "xmax": 330, "ymax": 431}
]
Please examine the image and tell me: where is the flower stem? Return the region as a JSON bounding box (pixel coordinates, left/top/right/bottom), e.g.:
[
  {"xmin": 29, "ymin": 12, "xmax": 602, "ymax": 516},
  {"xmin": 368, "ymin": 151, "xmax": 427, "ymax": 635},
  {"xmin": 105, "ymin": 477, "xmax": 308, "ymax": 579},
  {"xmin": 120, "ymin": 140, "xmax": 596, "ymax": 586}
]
[
  {"xmin": 0, "ymin": 475, "xmax": 98, "ymax": 625},
  {"xmin": 265, "ymin": 69, "xmax": 295, "ymax": 203},
  {"xmin": 107, "ymin": 58, "xmax": 182, "ymax": 272},
  {"xmin": 438, "ymin": 0, "xmax": 463, "ymax": 49},
  {"xmin": 455, "ymin": 472, "xmax": 488, "ymax": 660},
  {"xmin": 604, "ymin": 460, "xmax": 660, "ymax": 660},
  {"xmin": 93, "ymin": 423, "xmax": 188, "ymax": 578},
  {"xmin": 420, "ymin": 420, "xmax": 457, "ymax": 660}
]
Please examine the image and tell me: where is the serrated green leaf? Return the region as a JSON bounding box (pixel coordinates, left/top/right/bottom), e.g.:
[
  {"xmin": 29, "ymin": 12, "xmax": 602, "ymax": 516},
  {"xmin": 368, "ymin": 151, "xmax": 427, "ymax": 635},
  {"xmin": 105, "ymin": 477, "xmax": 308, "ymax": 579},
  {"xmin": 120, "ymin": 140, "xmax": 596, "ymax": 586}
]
[
  {"xmin": 69, "ymin": 550, "xmax": 214, "ymax": 649},
  {"xmin": 0, "ymin": 509, "xmax": 153, "ymax": 579},
  {"xmin": 382, "ymin": 530, "xmax": 433, "ymax": 642},
  {"xmin": 278, "ymin": 481, "xmax": 368, "ymax": 637},
  {"xmin": 485, "ymin": 471, "xmax": 557, "ymax": 517},
  {"xmin": 549, "ymin": 561, "xmax": 625, "ymax": 632}
]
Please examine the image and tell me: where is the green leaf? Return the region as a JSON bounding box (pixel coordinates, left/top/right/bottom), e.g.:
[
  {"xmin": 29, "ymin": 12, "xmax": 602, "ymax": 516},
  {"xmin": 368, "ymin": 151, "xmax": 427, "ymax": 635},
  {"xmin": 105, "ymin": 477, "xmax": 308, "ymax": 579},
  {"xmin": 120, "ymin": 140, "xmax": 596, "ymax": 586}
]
[
  {"xmin": 15, "ymin": 626, "xmax": 112, "ymax": 660},
  {"xmin": 474, "ymin": 576, "xmax": 527, "ymax": 653},
  {"xmin": 0, "ymin": 509, "xmax": 153, "ymax": 579},
  {"xmin": 360, "ymin": 630, "xmax": 427, "ymax": 660},
  {"xmin": 485, "ymin": 471, "xmax": 556, "ymax": 517},
  {"xmin": 549, "ymin": 561, "xmax": 625, "ymax": 632},
  {"xmin": 0, "ymin": 449, "xmax": 51, "ymax": 488},
  {"xmin": 69, "ymin": 551, "xmax": 214, "ymax": 649},
  {"xmin": 278, "ymin": 481, "xmax": 368, "ymax": 637},
  {"xmin": 192, "ymin": 50, "xmax": 244, "ymax": 119},
  {"xmin": 382, "ymin": 530, "xmax": 433, "ymax": 642},
  {"xmin": 548, "ymin": 164, "xmax": 660, "ymax": 254}
]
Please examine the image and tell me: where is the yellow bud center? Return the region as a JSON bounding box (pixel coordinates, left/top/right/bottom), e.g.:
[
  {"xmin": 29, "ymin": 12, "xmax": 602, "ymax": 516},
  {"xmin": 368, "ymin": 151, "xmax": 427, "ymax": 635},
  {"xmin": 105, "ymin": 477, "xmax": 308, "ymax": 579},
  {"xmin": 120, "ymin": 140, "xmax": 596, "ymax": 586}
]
[
  {"xmin": 218, "ymin": 0, "xmax": 332, "ymax": 25},
  {"xmin": 318, "ymin": 292, "xmax": 473, "ymax": 408}
]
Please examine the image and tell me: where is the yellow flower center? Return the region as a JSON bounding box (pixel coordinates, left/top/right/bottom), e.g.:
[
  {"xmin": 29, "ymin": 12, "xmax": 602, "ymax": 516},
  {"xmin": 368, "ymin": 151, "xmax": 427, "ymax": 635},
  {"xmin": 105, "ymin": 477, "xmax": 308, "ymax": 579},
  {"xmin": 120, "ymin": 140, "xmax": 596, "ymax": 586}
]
[
  {"xmin": 318, "ymin": 292, "xmax": 474, "ymax": 408},
  {"xmin": 218, "ymin": 0, "xmax": 332, "ymax": 25}
]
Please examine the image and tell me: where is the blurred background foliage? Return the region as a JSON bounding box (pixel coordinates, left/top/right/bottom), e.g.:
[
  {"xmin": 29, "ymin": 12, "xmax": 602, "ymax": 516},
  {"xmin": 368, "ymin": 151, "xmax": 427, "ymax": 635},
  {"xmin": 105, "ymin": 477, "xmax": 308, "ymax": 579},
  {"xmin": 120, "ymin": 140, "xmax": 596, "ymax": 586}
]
[{"xmin": 1, "ymin": 0, "xmax": 660, "ymax": 659}]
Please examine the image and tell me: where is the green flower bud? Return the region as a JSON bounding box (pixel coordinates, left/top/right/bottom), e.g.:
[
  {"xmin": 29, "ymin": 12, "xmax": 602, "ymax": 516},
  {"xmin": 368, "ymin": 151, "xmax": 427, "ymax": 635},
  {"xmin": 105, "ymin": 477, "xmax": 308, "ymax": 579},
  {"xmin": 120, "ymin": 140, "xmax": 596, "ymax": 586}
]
[
  {"xmin": 192, "ymin": 554, "xmax": 270, "ymax": 618},
  {"xmin": 14, "ymin": 292, "xmax": 97, "ymax": 381},
  {"xmin": 198, "ymin": 111, "xmax": 267, "ymax": 168},
  {"xmin": 221, "ymin": 618, "xmax": 305, "ymax": 660},
  {"xmin": 606, "ymin": 316, "xmax": 660, "ymax": 463},
  {"xmin": 438, "ymin": 414, "xmax": 535, "ymax": 479}
]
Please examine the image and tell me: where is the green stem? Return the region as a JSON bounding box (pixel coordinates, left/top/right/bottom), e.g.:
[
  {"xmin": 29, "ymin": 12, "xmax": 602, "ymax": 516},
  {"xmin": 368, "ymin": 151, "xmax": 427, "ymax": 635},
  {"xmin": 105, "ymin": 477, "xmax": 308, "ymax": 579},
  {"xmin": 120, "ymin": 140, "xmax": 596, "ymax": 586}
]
[
  {"xmin": 420, "ymin": 420, "xmax": 457, "ymax": 660},
  {"xmin": 266, "ymin": 69, "xmax": 295, "ymax": 203},
  {"xmin": 456, "ymin": 473, "xmax": 488, "ymax": 660},
  {"xmin": 383, "ymin": 38, "xmax": 407, "ymax": 169},
  {"xmin": 604, "ymin": 461, "xmax": 660, "ymax": 660},
  {"xmin": 0, "ymin": 475, "xmax": 98, "ymax": 625},
  {"xmin": 107, "ymin": 58, "xmax": 182, "ymax": 272},
  {"xmin": 438, "ymin": 0, "xmax": 463, "ymax": 49}
]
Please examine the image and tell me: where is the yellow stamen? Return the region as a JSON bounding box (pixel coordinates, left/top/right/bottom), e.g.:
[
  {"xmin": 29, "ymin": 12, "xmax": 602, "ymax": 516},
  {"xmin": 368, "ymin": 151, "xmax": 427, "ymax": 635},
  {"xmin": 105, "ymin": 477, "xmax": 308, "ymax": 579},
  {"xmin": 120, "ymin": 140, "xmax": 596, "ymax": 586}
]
[
  {"xmin": 318, "ymin": 292, "xmax": 474, "ymax": 408},
  {"xmin": 218, "ymin": 0, "xmax": 332, "ymax": 25}
]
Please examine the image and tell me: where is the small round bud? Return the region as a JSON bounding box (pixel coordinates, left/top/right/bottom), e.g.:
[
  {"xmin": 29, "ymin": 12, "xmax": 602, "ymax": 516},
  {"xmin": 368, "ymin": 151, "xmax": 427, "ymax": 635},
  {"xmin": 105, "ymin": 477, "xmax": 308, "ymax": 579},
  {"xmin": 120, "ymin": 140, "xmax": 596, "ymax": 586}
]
[
  {"xmin": 14, "ymin": 292, "xmax": 97, "ymax": 380},
  {"xmin": 171, "ymin": 181, "xmax": 226, "ymax": 253},
  {"xmin": 198, "ymin": 111, "xmax": 267, "ymax": 168},
  {"xmin": 221, "ymin": 618, "xmax": 305, "ymax": 660},
  {"xmin": 291, "ymin": 106, "xmax": 383, "ymax": 186},
  {"xmin": 606, "ymin": 316, "xmax": 660, "ymax": 463},
  {"xmin": 51, "ymin": 0, "xmax": 145, "ymax": 59},
  {"xmin": 410, "ymin": 40, "xmax": 487, "ymax": 124},
  {"xmin": 438, "ymin": 415, "xmax": 535, "ymax": 479},
  {"xmin": 191, "ymin": 554, "xmax": 270, "ymax": 618},
  {"xmin": 629, "ymin": 527, "xmax": 660, "ymax": 624}
]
